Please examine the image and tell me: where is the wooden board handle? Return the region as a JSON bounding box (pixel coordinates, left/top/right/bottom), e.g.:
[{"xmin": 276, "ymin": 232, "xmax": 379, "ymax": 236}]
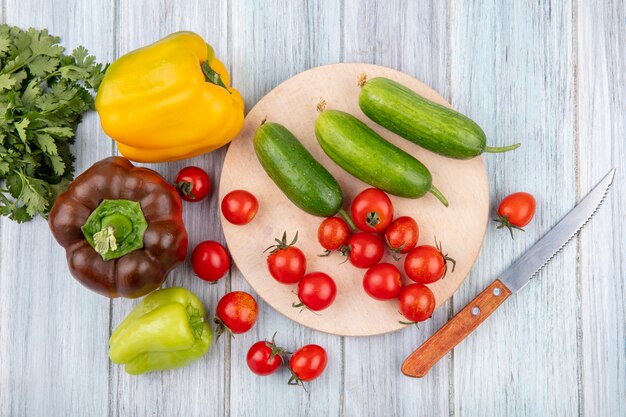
[{"xmin": 401, "ymin": 279, "xmax": 512, "ymax": 378}]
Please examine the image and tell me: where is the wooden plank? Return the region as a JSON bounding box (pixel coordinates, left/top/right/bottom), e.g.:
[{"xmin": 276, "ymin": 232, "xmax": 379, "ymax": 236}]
[
  {"xmin": 576, "ymin": 1, "xmax": 626, "ymax": 416},
  {"xmin": 0, "ymin": 1, "xmax": 116, "ymax": 416},
  {"xmin": 108, "ymin": 2, "xmax": 230, "ymax": 417},
  {"xmin": 227, "ymin": 2, "xmax": 344, "ymax": 416},
  {"xmin": 341, "ymin": 1, "xmax": 452, "ymax": 416},
  {"xmin": 449, "ymin": 1, "xmax": 580, "ymax": 415}
]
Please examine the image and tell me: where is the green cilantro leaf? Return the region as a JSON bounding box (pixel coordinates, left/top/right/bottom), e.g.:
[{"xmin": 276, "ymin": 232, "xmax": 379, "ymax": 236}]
[
  {"xmin": 0, "ymin": 25, "xmax": 107, "ymax": 223},
  {"xmin": 0, "ymin": 73, "xmax": 16, "ymax": 91},
  {"xmin": 35, "ymin": 133, "xmax": 57, "ymax": 155},
  {"xmin": 0, "ymin": 33, "xmax": 11, "ymax": 56},
  {"xmin": 28, "ymin": 55, "xmax": 60, "ymax": 77},
  {"xmin": 21, "ymin": 175, "xmax": 50, "ymax": 217}
]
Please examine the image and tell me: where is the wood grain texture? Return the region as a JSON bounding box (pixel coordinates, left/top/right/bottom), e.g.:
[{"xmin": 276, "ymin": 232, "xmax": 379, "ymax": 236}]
[
  {"xmin": 0, "ymin": 0, "xmax": 624, "ymax": 416},
  {"xmin": 220, "ymin": 63, "xmax": 488, "ymax": 336},
  {"xmin": 109, "ymin": 2, "xmax": 230, "ymax": 417},
  {"xmin": 576, "ymin": 0, "xmax": 626, "ymax": 416},
  {"xmin": 449, "ymin": 1, "xmax": 580, "ymax": 416},
  {"xmin": 227, "ymin": 3, "xmax": 343, "ymax": 416},
  {"xmin": 341, "ymin": 2, "xmax": 453, "ymax": 416},
  {"xmin": 402, "ymin": 279, "xmax": 512, "ymax": 378},
  {"xmin": 0, "ymin": 1, "xmax": 115, "ymax": 417}
]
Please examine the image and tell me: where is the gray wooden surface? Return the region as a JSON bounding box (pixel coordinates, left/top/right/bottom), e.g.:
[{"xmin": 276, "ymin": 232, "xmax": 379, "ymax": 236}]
[{"xmin": 0, "ymin": 1, "xmax": 624, "ymax": 416}]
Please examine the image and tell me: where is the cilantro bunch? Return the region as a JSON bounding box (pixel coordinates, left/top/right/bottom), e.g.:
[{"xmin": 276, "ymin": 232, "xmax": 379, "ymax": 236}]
[{"xmin": 0, "ymin": 24, "xmax": 107, "ymax": 222}]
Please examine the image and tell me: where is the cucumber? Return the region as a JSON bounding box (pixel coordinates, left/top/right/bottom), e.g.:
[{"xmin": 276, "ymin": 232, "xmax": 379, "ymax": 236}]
[
  {"xmin": 254, "ymin": 122, "xmax": 343, "ymax": 217},
  {"xmin": 315, "ymin": 109, "xmax": 447, "ymax": 206},
  {"xmin": 358, "ymin": 76, "xmax": 520, "ymax": 159}
]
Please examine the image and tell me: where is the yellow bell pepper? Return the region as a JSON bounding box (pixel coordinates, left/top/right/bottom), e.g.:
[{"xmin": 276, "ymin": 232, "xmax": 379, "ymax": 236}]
[{"xmin": 95, "ymin": 31, "xmax": 244, "ymax": 162}]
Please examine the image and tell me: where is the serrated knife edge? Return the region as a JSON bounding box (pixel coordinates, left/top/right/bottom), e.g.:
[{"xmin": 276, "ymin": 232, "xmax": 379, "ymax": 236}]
[
  {"xmin": 401, "ymin": 169, "xmax": 616, "ymax": 378},
  {"xmin": 500, "ymin": 168, "xmax": 615, "ymax": 293}
]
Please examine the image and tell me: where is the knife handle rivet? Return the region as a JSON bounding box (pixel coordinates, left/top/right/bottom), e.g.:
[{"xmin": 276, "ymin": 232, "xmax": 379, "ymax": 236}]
[
  {"xmin": 493, "ymin": 287, "xmax": 502, "ymax": 296},
  {"xmin": 471, "ymin": 306, "xmax": 481, "ymax": 316}
]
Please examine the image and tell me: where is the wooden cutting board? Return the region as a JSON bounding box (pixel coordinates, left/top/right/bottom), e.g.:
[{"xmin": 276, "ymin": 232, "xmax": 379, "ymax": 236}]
[{"xmin": 219, "ymin": 63, "xmax": 489, "ymax": 336}]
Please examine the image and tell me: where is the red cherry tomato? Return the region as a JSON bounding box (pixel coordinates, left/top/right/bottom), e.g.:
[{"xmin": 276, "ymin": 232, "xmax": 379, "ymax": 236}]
[
  {"xmin": 404, "ymin": 241, "xmax": 456, "ymax": 284},
  {"xmin": 351, "ymin": 188, "xmax": 394, "ymax": 232},
  {"xmin": 191, "ymin": 241, "xmax": 230, "ymax": 282},
  {"xmin": 362, "ymin": 263, "xmax": 403, "ymax": 300},
  {"xmin": 175, "ymin": 166, "xmax": 211, "ymax": 202},
  {"xmin": 289, "ymin": 344, "xmax": 327, "ymax": 384},
  {"xmin": 295, "ymin": 272, "xmax": 337, "ymax": 311},
  {"xmin": 246, "ymin": 334, "xmax": 288, "ymax": 376},
  {"xmin": 266, "ymin": 232, "xmax": 306, "ymax": 284},
  {"xmin": 496, "ymin": 192, "xmax": 537, "ymax": 238},
  {"xmin": 347, "ymin": 232, "xmax": 384, "ymax": 269},
  {"xmin": 317, "ymin": 217, "xmax": 351, "ymax": 252},
  {"xmin": 221, "ymin": 190, "xmax": 259, "ymax": 225},
  {"xmin": 384, "ymin": 216, "xmax": 419, "ymax": 256},
  {"xmin": 398, "ymin": 284, "xmax": 436, "ymax": 323},
  {"xmin": 216, "ymin": 291, "xmax": 258, "ymax": 336}
]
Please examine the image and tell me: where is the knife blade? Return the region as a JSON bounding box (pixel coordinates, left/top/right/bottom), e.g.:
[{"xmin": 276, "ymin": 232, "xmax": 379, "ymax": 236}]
[{"xmin": 401, "ymin": 169, "xmax": 615, "ymax": 378}]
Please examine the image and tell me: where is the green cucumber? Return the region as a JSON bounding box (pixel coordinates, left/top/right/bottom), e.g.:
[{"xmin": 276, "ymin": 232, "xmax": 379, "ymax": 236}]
[
  {"xmin": 254, "ymin": 122, "xmax": 344, "ymax": 217},
  {"xmin": 358, "ymin": 76, "xmax": 520, "ymax": 159},
  {"xmin": 315, "ymin": 109, "xmax": 447, "ymax": 206}
]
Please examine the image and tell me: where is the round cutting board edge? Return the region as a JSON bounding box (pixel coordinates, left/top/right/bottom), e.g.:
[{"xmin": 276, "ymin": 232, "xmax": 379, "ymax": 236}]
[{"xmin": 219, "ymin": 63, "xmax": 489, "ymax": 337}]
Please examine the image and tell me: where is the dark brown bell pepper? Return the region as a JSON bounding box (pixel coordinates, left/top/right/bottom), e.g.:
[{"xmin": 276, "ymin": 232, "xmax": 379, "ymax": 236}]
[{"xmin": 49, "ymin": 156, "xmax": 188, "ymax": 298}]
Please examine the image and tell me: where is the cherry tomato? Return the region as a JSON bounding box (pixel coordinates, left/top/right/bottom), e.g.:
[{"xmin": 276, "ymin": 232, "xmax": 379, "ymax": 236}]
[
  {"xmin": 289, "ymin": 344, "xmax": 327, "ymax": 384},
  {"xmin": 384, "ymin": 216, "xmax": 419, "ymax": 256},
  {"xmin": 221, "ymin": 190, "xmax": 259, "ymax": 225},
  {"xmin": 496, "ymin": 192, "xmax": 536, "ymax": 238},
  {"xmin": 266, "ymin": 232, "xmax": 306, "ymax": 284},
  {"xmin": 362, "ymin": 263, "xmax": 403, "ymax": 300},
  {"xmin": 351, "ymin": 188, "xmax": 394, "ymax": 232},
  {"xmin": 246, "ymin": 334, "xmax": 288, "ymax": 376},
  {"xmin": 191, "ymin": 241, "xmax": 230, "ymax": 282},
  {"xmin": 398, "ymin": 283, "xmax": 436, "ymax": 323},
  {"xmin": 215, "ymin": 291, "xmax": 258, "ymax": 337},
  {"xmin": 175, "ymin": 166, "xmax": 211, "ymax": 202},
  {"xmin": 295, "ymin": 272, "xmax": 337, "ymax": 311},
  {"xmin": 347, "ymin": 232, "xmax": 384, "ymax": 269},
  {"xmin": 317, "ymin": 217, "xmax": 350, "ymax": 252},
  {"xmin": 404, "ymin": 240, "xmax": 456, "ymax": 284}
]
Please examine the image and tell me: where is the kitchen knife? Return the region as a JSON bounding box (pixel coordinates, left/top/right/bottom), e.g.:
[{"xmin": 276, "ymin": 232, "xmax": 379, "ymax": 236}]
[{"xmin": 401, "ymin": 169, "xmax": 616, "ymax": 378}]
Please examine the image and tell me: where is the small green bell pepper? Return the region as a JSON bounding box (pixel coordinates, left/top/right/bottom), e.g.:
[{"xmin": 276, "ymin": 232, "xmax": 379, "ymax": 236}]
[{"xmin": 109, "ymin": 287, "xmax": 212, "ymax": 375}]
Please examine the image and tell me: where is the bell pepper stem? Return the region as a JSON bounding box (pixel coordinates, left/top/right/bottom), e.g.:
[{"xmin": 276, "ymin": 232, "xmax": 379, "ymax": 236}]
[
  {"xmin": 81, "ymin": 199, "xmax": 148, "ymax": 261},
  {"xmin": 201, "ymin": 60, "xmax": 231, "ymax": 94},
  {"xmin": 186, "ymin": 304, "xmax": 205, "ymax": 340},
  {"xmin": 93, "ymin": 226, "xmax": 117, "ymax": 255}
]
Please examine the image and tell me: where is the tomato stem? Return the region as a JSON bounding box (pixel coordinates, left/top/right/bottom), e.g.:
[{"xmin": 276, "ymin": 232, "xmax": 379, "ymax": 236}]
[
  {"xmin": 429, "ymin": 186, "xmax": 448, "ymax": 207},
  {"xmin": 434, "ymin": 236, "xmax": 456, "ymax": 278},
  {"xmin": 493, "ymin": 214, "xmax": 525, "ymax": 239},
  {"xmin": 175, "ymin": 181, "xmax": 195, "ymax": 199},
  {"xmin": 399, "ymin": 320, "xmax": 421, "ymax": 329},
  {"xmin": 287, "ymin": 368, "xmax": 308, "ymax": 392},
  {"xmin": 484, "ymin": 143, "xmax": 521, "ymax": 153},
  {"xmin": 212, "ymin": 317, "xmax": 233, "ymax": 341},
  {"xmin": 337, "ymin": 208, "xmax": 357, "ymax": 231},
  {"xmin": 265, "ymin": 332, "xmax": 292, "ymax": 360},
  {"xmin": 366, "ymin": 211, "xmax": 380, "ymax": 227},
  {"xmin": 264, "ymin": 231, "xmax": 299, "ymax": 253}
]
